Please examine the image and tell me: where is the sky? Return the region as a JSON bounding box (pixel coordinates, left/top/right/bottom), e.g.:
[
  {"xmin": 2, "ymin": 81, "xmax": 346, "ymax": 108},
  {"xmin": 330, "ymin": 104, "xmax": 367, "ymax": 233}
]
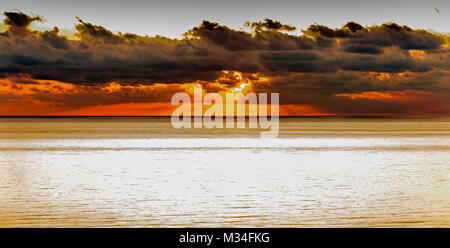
[
  {"xmin": 0, "ymin": 1, "xmax": 449, "ymax": 116},
  {"xmin": 2, "ymin": 0, "xmax": 448, "ymax": 38}
]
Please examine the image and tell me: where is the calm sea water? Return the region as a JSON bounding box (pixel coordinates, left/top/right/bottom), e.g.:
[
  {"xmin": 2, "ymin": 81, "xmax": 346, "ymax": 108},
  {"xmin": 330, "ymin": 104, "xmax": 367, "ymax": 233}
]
[{"xmin": 0, "ymin": 117, "xmax": 449, "ymax": 227}]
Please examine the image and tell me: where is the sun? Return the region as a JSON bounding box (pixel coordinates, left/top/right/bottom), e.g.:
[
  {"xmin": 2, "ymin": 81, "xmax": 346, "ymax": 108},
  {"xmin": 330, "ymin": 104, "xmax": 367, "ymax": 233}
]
[{"xmin": 232, "ymin": 83, "xmax": 250, "ymax": 93}]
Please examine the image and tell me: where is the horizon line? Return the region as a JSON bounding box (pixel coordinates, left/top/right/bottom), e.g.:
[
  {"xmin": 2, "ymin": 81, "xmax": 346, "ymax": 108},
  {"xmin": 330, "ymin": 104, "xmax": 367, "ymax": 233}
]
[{"xmin": 0, "ymin": 115, "xmax": 447, "ymax": 118}]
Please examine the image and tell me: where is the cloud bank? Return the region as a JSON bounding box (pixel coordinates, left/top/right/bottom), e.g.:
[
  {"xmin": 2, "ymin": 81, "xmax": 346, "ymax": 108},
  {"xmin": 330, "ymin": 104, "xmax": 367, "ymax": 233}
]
[{"xmin": 0, "ymin": 12, "xmax": 449, "ymax": 115}]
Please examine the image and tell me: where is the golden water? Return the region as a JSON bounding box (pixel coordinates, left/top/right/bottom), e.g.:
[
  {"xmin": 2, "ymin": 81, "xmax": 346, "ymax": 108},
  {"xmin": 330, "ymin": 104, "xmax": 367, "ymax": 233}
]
[{"xmin": 0, "ymin": 117, "xmax": 449, "ymax": 227}]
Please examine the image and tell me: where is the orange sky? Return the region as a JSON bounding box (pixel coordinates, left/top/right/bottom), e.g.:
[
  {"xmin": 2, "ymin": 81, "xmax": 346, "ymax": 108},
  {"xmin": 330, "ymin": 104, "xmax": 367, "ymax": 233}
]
[
  {"xmin": 1, "ymin": 72, "xmax": 449, "ymax": 116},
  {"xmin": 0, "ymin": 73, "xmax": 326, "ymax": 116}
]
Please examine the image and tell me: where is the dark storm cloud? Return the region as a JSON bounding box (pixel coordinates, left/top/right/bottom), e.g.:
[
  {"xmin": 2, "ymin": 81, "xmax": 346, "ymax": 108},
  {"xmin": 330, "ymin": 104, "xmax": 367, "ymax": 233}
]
[
  {"xmin": 0, "ymin": 11, "xmax": 449, "ymax": 98},
  {"xmin": 343, "ymin": 45, "xmax": 383, "ymax": 55},
  {"xmin": 304, "ymin": 24, "xmax": 350, "ymax": 38},
  {"xmin": 186, "ymin": 20, "xmax": 315, "ymax": 51},
  {"xmin": 3, "ymin": 11, "xmax": 43, "ymax": 28},
  {"xmin": 75, "ymin": 17, "xmax": 124, "ymax": 44},
  {"xmin": 41, "ymin": 27, "xmax": 70, "ymax": 49},
  {"xmin": 247, "ymin": 18, "xmax": 296, "ymax": 32},
  {"xmin": 304, "ymin": 22, "xmax": 444, "ymax": 50}
]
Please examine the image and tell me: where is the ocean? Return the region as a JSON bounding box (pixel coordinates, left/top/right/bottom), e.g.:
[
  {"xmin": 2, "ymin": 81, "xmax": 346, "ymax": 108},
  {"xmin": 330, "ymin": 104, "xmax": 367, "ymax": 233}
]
[{"xmin": 0, "ymin": 117, "xmax": 449, "ymax": 227}]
